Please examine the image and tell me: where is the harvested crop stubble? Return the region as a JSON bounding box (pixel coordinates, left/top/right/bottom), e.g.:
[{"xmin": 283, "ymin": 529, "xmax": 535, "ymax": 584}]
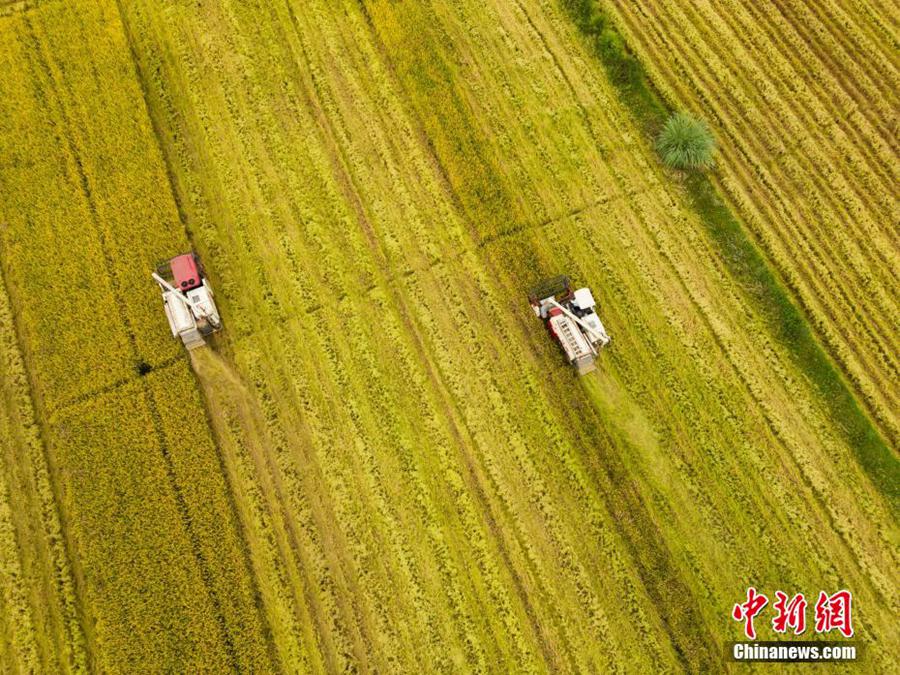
[
  {"xmin": 118, "ymin": 0, "xmax": 898, "ymax": 669},
  {"xmin": 601, "ymin": 0, "xmax": 900, "ymax": 445}
]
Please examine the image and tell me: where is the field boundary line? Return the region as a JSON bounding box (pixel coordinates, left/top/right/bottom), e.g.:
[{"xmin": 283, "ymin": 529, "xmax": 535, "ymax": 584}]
[
  {"xmin": 46, "ymin": 355, "xmax": 182, "ymax": 419},
  {"xmin": 367, "ymin": 192, "xmax": 642, "ymax": 293}
]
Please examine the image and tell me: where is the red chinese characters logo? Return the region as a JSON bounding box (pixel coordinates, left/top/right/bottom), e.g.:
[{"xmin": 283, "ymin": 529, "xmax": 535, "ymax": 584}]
[
  {"xmin": 815, "ymin": 590, "xmax": 854, "ymax": 638},
  {"xmin": 732, "ymin": 588, "xmax": 853, "ymax": 639},
  {"xmin": 732, "ymin": 587, "xmax": 768, "ymax": 639},
  {"xmin": 772, "ymin": 591, "xmax": 807, "ymax": 635}
]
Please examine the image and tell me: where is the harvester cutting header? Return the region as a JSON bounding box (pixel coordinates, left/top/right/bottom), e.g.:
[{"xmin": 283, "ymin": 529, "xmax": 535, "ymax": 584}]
[
  {"xmin": 529, "ymin": 276, "xmax": 610, "ymax": 375},
  {"xmin": 152, "ymin": 252, "xmax": 222, "ymax": 349}
]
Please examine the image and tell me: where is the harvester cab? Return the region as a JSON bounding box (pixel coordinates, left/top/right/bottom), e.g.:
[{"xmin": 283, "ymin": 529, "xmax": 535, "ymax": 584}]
[
  {"xmin": 529, "ymin": 276, "xmax": 610, "ymax": 375},
  {"xmin": 152, "ymin": 253, "xmax": 222, "ymax": 350}
]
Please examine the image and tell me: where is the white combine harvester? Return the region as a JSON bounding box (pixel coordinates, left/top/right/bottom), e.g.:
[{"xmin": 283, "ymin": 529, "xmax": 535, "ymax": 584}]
[
  {"xmin": 529, "ymin": 276, "xmax": 610, "ymax": 375},
  {"xmin": 152, "ymin": 252, "xmax": 222, "ymax": 349}
]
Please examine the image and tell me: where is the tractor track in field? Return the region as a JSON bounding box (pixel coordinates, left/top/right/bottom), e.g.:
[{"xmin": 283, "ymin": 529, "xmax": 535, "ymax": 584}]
[
  {"xmin": 352, "ymin": 0, "xmax": 657, "ymax": 663},
  {"xmin": 311, "ymin": 1, "xmax": 608, "ymax": 664},
  {"xmin": 190, "ymin": 345, "xmax": 335, "ymax": 672},
  {"xmin": 288, "ymin": 0, "xmax": 676, "ymax": 664},
  {"xmin": 129, "ymin": 0, "xmax": 418, "ymax": 665},
  {"xmin": 20, "ymin": 13, "xmax": 242, "ymax": 670},
  {"xmin": 282, "ymin": 7, "xmax": 468, "ymax": 665},
  {"xmin": 516, "ymin": 0, "xmax": 890, "ymax": 637}
]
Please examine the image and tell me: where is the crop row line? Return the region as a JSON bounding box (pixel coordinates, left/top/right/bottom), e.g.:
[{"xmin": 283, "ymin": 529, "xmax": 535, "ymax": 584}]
[
  {"xmin": 123, "ymin": 3, "xmax": 360, "ymax": 662},
  {"xmin": 741, "ymin": 0, "xmax": 898, "ymax": 190},
  {"xmin": 256, "ymin": 0, "xmax": 584, "ymax": 664},
  {"xmin": 367, "ymin": 0, "xmax": 723, "ymax": 665},
  {"xmin": 503, "ymin": 1, "xmax": 729, "ymax": 664},
  {"xmin": 174, "ymin": 0, "xmax": 660, "ymax": 664},
  {"xmin": 0, "ymin": 234, "xmax": 88, "ymax": 670},
  {"xmin": 564, "ymin": 0, "xmax": 898, "ymax": 502},
  {"xmin": 444, "ymin": 0, "xmax": 896, "ymax": 655},
  {"xmin": 0, "ymin": 432, "xmax": 40, "ymax": 671},
  {"xmin": 363, "ymin": 0, "xmax": 731, "ymax": 666},
  {"xmin": 616, "ymin": 0, "xmax": 889, "ymax": 386},
  {"xmin": 142, "ymin": 1, "xmax": 412, "ymax": 664}
]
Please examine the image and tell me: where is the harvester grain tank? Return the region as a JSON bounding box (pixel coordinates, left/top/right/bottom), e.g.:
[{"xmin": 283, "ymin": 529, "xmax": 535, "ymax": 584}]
[
  {"xmin": 529, "ymin": 276, "xmax": 610, "ymax": 374},
  {"xmin": 152, "ymin": 253, "xmax": 222, "ymax": 349}
]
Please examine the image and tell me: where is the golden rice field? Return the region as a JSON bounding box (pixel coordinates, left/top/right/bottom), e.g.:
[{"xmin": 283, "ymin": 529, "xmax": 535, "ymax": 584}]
[
  {"xmin": 602, "ymin": 0, "xmax": 900, "ymax": 446},
  {"xmin": 0, "ymin": 0, "xmax": 895, "ymax": 671}
]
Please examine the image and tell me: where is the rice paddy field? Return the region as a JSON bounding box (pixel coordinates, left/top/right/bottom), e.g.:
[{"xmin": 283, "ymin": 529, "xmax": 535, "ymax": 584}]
[
  {"xmin": 602, "ymin": 0, "xmax": 900, "ymax": 446},
  {"xmin": 0, "ymin": 0, "xmax": 896, "ymax": 671}
]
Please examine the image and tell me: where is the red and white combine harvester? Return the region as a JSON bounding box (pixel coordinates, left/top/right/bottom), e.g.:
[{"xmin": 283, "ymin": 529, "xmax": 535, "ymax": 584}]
[
  {"xmin": 152, "ymin": 253, "xmax": 222, "ymax": 350},
  {"xmin": 529, "ymin": 276, "xmax": 611, "ymax": 375}
]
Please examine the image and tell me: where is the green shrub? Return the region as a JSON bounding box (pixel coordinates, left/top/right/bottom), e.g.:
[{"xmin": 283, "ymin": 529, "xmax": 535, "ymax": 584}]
[{"xmin": 656, "ymin": 112, "xmax": 716, "ymax": 169}]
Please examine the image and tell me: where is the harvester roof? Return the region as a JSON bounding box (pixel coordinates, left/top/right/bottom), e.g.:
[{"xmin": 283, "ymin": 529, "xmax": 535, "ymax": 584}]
[{"xmin": 169, "ymin": 254, "xmax": 201, "ymax": 291}]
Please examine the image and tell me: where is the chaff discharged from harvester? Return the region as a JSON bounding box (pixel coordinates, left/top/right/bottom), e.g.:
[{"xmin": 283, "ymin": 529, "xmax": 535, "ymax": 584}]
[
  {"xmin": 529, "ymin": 276, "xmax": 610, "ymax": 375},
  {"xmin": 152, "ymin": 252, "xmax": 222, "ymax": 350}
]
